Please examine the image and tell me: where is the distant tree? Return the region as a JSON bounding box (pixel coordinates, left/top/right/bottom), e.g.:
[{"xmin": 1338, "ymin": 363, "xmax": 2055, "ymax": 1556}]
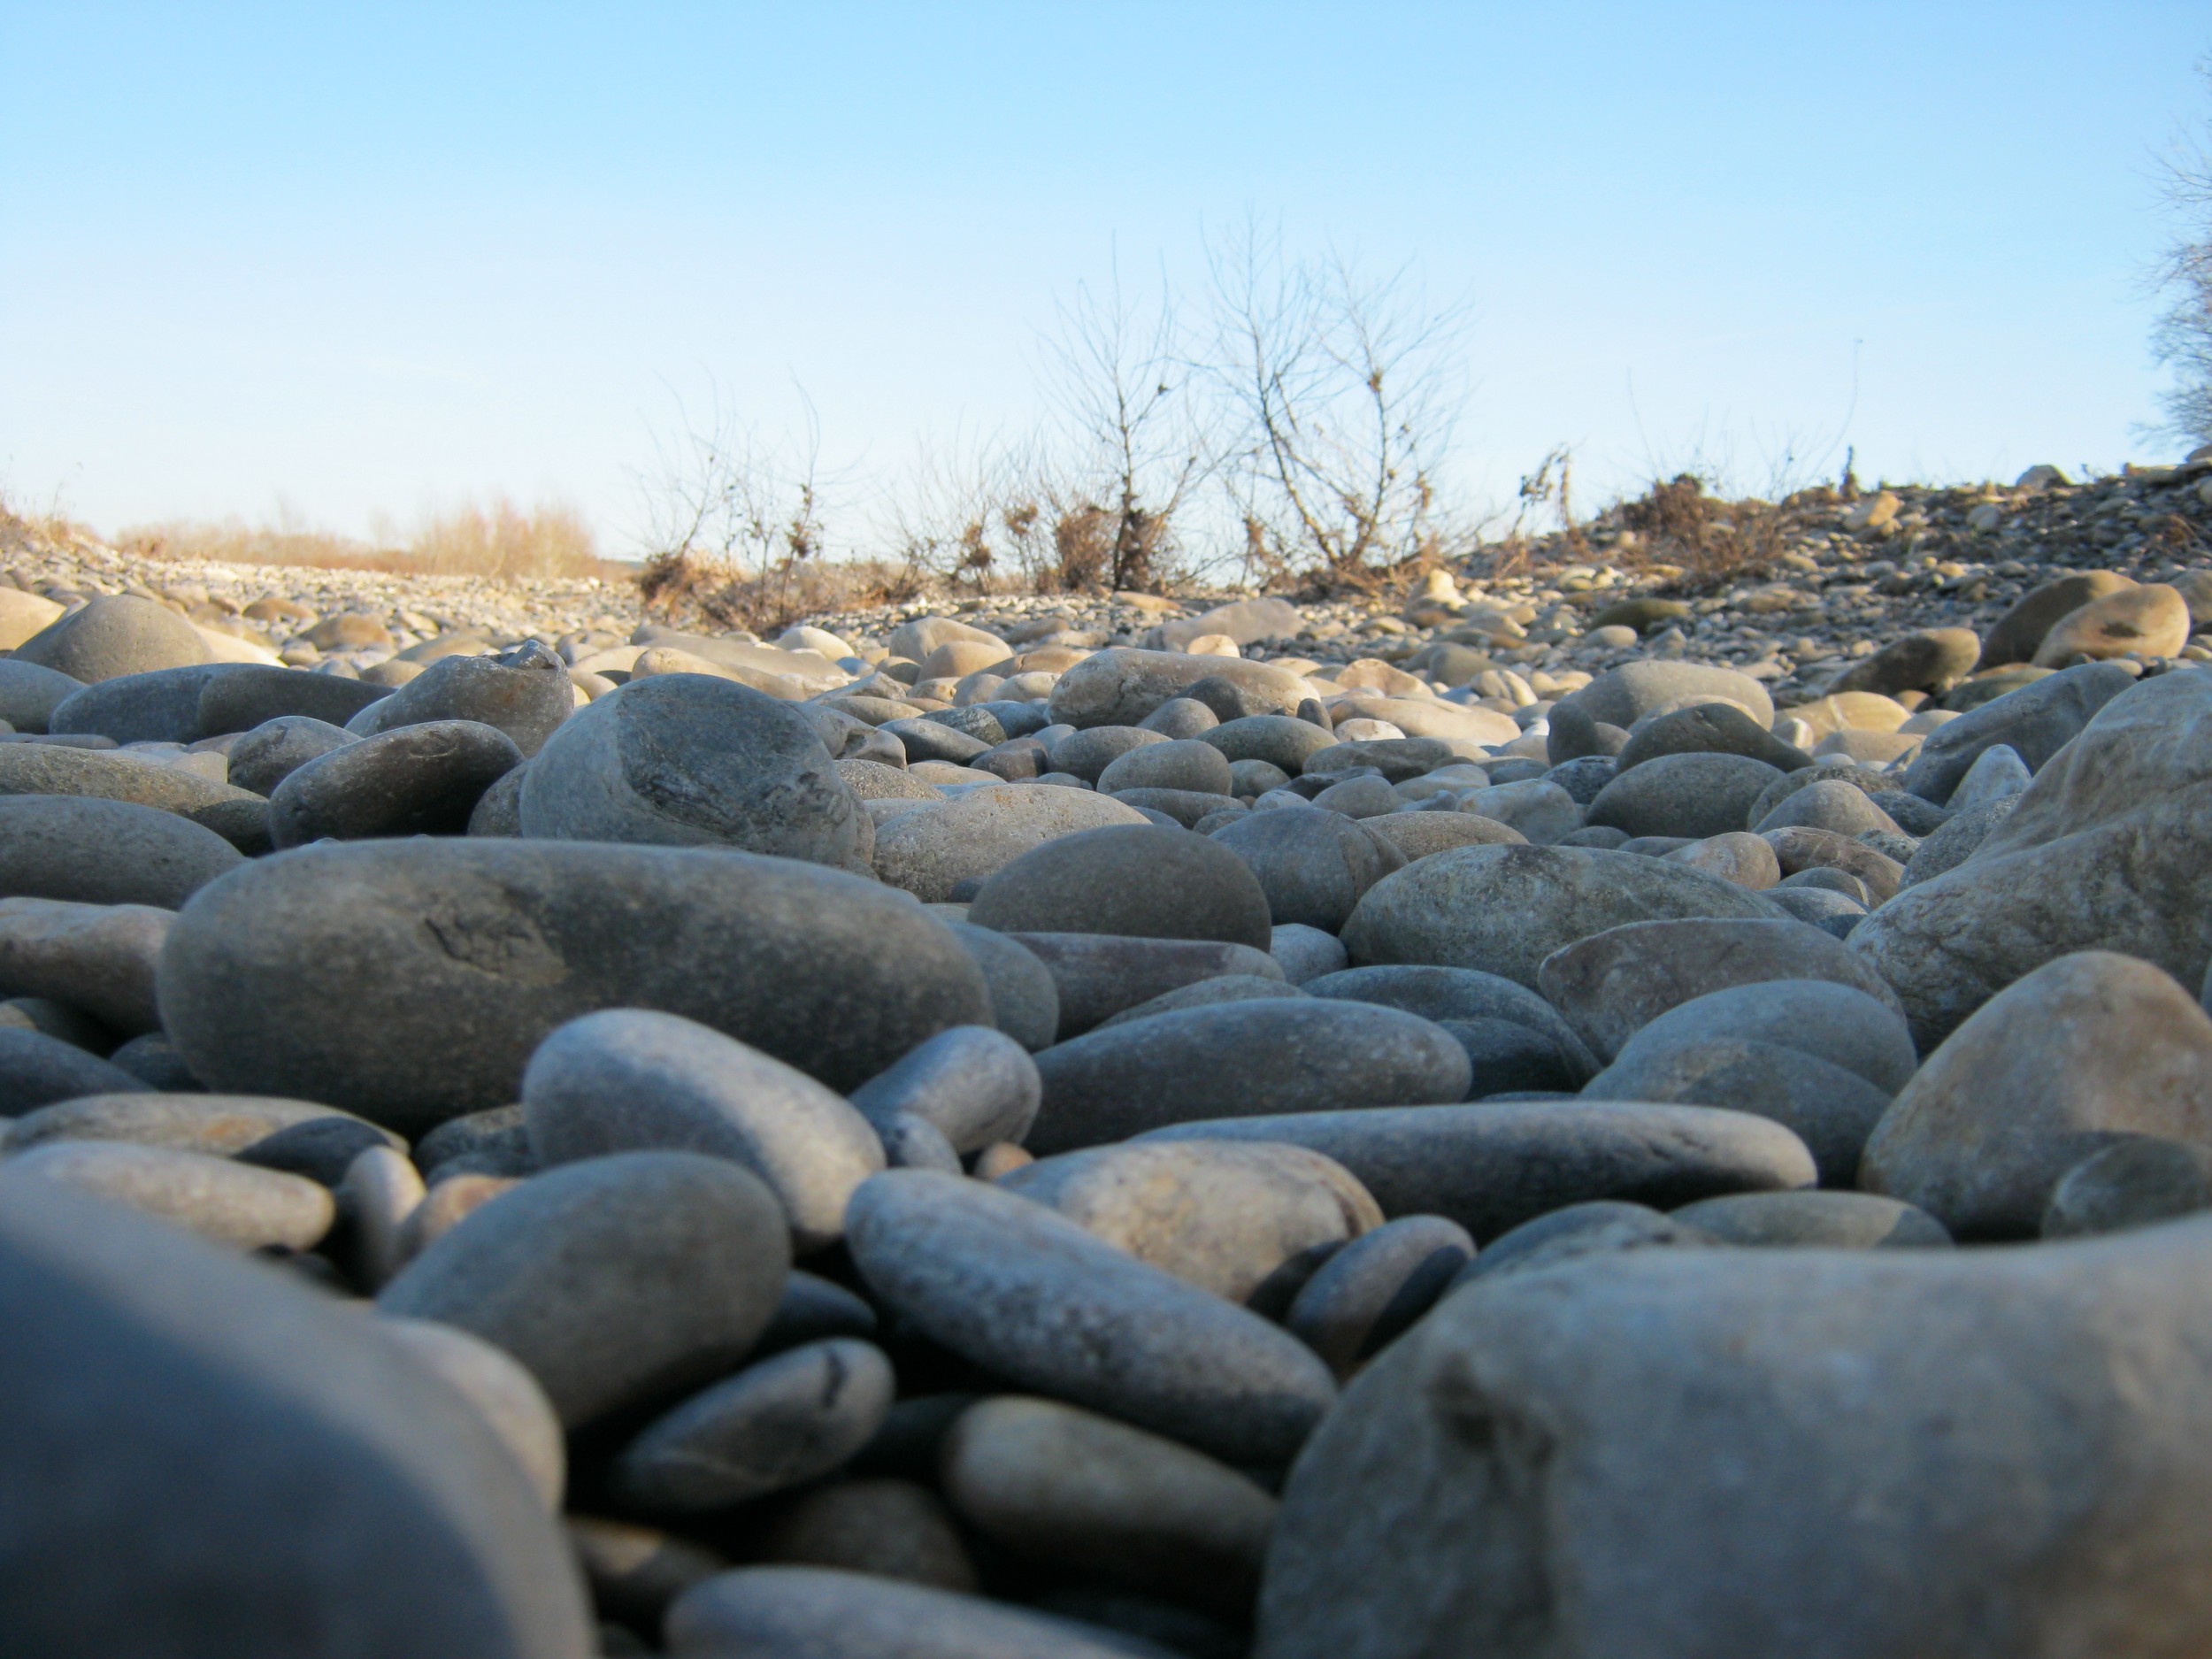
[
  {"xmin": 1207, "ymin": 219, "xmax": 1469, "ymax": 591},
  {"xmin": 2152, "ymin": 60, "xmax": 2212, "ymax": 448}
]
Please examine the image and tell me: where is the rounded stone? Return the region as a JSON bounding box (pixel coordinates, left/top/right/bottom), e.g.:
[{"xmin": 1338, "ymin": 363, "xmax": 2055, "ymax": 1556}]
[
  {"xmin": 224, "ymin": 716, "xmax": 359, "ymax": 795},
  {"xmin": 1671, "ymin": 1190, "xmax": 1954, "ymax": 1248},
  {"xmin": 2032, "ymin": 582, "xmax": 2190, "ymax": 664},
  {"xmin": 1208, "ymin": 806, "xmax": 1402, "ymax": 931},
  {"xmin": 1753, "ymin": 777, "xmax": 1902, "ymax": 838},
  {"xmin": 522, "ymin": 1009, "xmax": 886, "ymax": 1252},
  {"xmin": 941, "ymin": 1396, "xmax": 1278, "ymax": 1618},
  {"xmin": 0, "ymin": 794, "xmax": 242, "ymax": 908},
  {"xmin": 1002, "ymin": 1140, "xmax": 1382, "ymax": 1302},
  {"xmin": 1358, "ymin": 810, "xmax": 1528, "ymax": 862},
  {"xmin": 1049, "ymin": 649, "xmax": 1311, "ymax": 728},
  {"xmin": 1614, "ymin": 701, "xmax": 1811, "ymax": 774},
  {"xmin": 847, "ymin": 1024, "xmax": 1041, "ymax": 1154},
  {"xmin": 1456, "ymin": 1199, "xmax": 1717, "ymax": 1282},
  {"xmin": 966, "ymin": 823, "xmax": 1273, "ymax": 949},
  {"xmin": 1028, "ymin": 998, "xmax": 1473, "ymax": 1155},
  {"xmin": 381, "ymin": 1317, "xmax": 568, "ymax": 1510},
  {"xmin": 0, "ymin": 659, "xmax": 88, "ymax": 733},
  {"xmin": 377, "ymin": 1151, "xmax": 791, "ymax": 1427},
  {"xmin": 1001, "ymin": 933, "xmax": 1284, "ymax": 1039},
  {"xmin": 1553, "ymin": 661, "xmax": 1775, "ymax": 731},
  {"xmin": 0, "ymin": 1025, "xmax": 151, "ymax": 1112},
  {"xmin": 1284, "ymin": 1214, "xmax": 1476, "ymax": 1375},
  {"xmin": 268, "ymin": 718, "xmax": 523, "ymax": 848},
  {"xmin": 347, "ymin": 640, "xmax": 574, "ymax": 757},
  {"xmin": 1341, "ymin": 844, "xmax": 1780, "ymax": 989},
  {"xmin": 1586, "ymin": 752, "xmax": 1786, "ymax": 840},
  {"xmin": 1138, "ymin": 696, "xmax": 1222, "ymax": 738},
  {"xmin": 1621, "ymin": 979, "xmax": 1918, "ymax": 1093},
  {"xmin": 1201, "ymin": 714, "xmax": 1340, "ymax": 774},
  {"xmin": 12, "ymin": 595, "xmax": 214, "ymax": 683},
  {"xmin": 3, "ymin": 1091, "xmax": 398, "ymax": 1179},
  {"xmin": 157, "ymin": 840, "xmax": 992, "ymax": 1131},
  {"xmin": 1829, "ymin": 627, "xmax": 1985, "ymax": 697},
  {"xmin": 2, "ymin": 1141, "xmax": 334, "ymax": 1250},
  {"xmin": 757, "ymin": 1479, "xmax": 979, "ymax": 1593},
  {"xmin": 517, "ymin": 674, "xmax": 872, "ymax": 872},
  {"xmin": 1139, "ymin": 1102, "xmax": 1816, "ymax": 1240},
  {"xmin": 608, "ymin": 1339, "xmax": 896, "ymax": 1512},
  {"xmin": 1978, "ymin": 569, "xmax": 2137, "ymax": 665},
  {"xmin": 1303, "ymin": 963, "xmax": 1601, "ymax": 1084},
  {"xmin": 873, "ymin": 784, "xmax": 1149, "ymax": 902},
  {"xmin": 1098, "ymin": 737, "xmax": 1234, "ymax": 796},
  {"xmin": 844, "ymin": 1170, "xmax": 1340, "ymax": 1464},
  {"xmin": 1043, "ymin": 725, "xmax": 1167, "ymax": 783},
  {"xmin": 946, "ymin": 922, "xmax": 1061, "ymax": 1052},
  {"xmin": 2043, "ymin": 1139, "xmax": 2212, "ymax": 1239}
]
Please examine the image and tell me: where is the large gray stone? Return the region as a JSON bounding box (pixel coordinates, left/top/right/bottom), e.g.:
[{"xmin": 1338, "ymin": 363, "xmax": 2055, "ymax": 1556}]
[
  {"xmin": 1552, "ymin": 661, "xmax": 1774, "ymax": 730},
  {"xmin": 1609, "ymin": 979, "xmax": 1917, "ymax": 1093},
  {"xmin": 1201, "ymin": 714, "xmax": 1340, "ymax": 774},
  {"xmin": 268, "ymin": 719, "xmax": 522, "ymax": 848},
  {"xmin": 1977, "ymin": 569, "xmax": 2136, "ymax": 666},
  {"xmin": 379, "ymin": 1151, "xmax": 790, "ymax": 1427},
  {"xmin": 347, "ymin": 640, "xmax": 573, "ymax": 757},
  {"xmin": 848, "ymin": 1024, "xmax": 1041, "ymax": 1153},
  {"xmin": 967, "ymin": 824, "xmax": 1273, "ymax": 949},
  {"xmin": 0, "ymin": 742, "xmax": 264, "ymax": 832},
  {"xmin": 1028, "ymin": 999, "xmax": 1472, "ymax": 1154},
  {"xmin": 941, "ymin": 1396, "xmax": 1279, "ymax": 1618},
  {"xmin": 223, "ymin": 716, "xmax": 359, "ymax": 795},
  {"xmin": 1901, "ymin": 660, "xmax": 2135, "ymax": 805},
  {"xmin": 1049, "ymin": 649, "xmax": 1311, "ymax": 729},
  {"xmin": 947, "ymin": 923, "xmax": 1062, "ymax": 1052},
  {"xmin": 3, "ymin": 1091, "xmax": 398, "ymax": 1183},
  {"xmin": 609, "ymin": 1339, "xmax": 895, "ymax": 1512},
  {"xmin": 12, "ymin": 595, "xmax": 213, "ymax": 683},
  {"xmin": 1302, "ymin": 964, "xmax": 1601, "ymax": 1085},
  {"xmin": 0, "ymin": 659, "xmax": 86, "ymax": 733},
  {"xmin": 1855, "ymin": 672, "xmax": 2212, "ymax": 1047},
  {"xmin": 0, "ymin": 1176, "xmax": 594, "ymax": 1658},
  {"xmin": 1586, "ymin": 752, "xmax": 1785, "ymax": 840},
  {"xmin": 1002, "ymin": 1140, "xmax": 1382, "ymax": 1302},
  {"xmin": 1256, "ymin": 1216, "xmax": 2212, "ymax": 1659},
  {"xmin": 518, "ymin": 674, "xmax": 872, "ymax": 872},
  {"xmin": 522, "ymin": 1010, "xmax": 884, "ymax": 1251},
  {"xmin": 1614, "ymin": 702, "xmax": 1811, "ymax": 774},
  {"xmin": 873, "ymin": 785, "xmax": 1148, "ymax": 902},
  {"xmin": 1005, "ymin": 933, "xmax": 1285, "ymax": 1039},
  {"xmin": 157, "ymin": 841, "xmax": 992, "ymax": 1132},
  {"xmin": 51, "ymin": 664, "xmax": 387, "ymax": 745},
  {"xmin": 1138, "ymin": 1102, "xmax": 1816, "ymax": 1239},
  {"xmin": 666, "ymin": 1567, "xmax": 1173, "ymax": 1659},
  {"xmin": 0, "ymin": 1026, "xmax": 150, "ymax": 1112},
  {"xmin": 1340, "ymin": 845, "xmax": 1778, "ymax": 989},
  {"xmin": 1538, "ymin": 917, "xmax": 1909, "ymax": 1063},
  {"xmin": 1098, "ymin": 737, "xmax": 1233, "ymax": 796},
  {"xmin": 1210, "ymin": 807, "xmax": 1404, "ymax": 932},
  {"xmin": 845, "ymin": 1171, "xmax": 1339, "ymax": 1464},
  {"xmin": 1860, "ymin": 951, "xmax": 2212, "ymax": 1238},
  {"xmin": 1284, "ymin": 1214, "xmax": 1476, "ymax": 1376},
  {"xmin": 2, "ymin": 1140, "xmax": 334, "ymax": 1250},
  {"xmin": 0, "ymin": 896, "xmax": 172, "ymax": 1033}
]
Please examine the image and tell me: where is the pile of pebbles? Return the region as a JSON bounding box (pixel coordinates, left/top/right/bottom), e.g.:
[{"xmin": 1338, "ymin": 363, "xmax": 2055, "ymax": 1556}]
[{"xmin": 5, "ymin": 461, "xmax": 2212, "ymax": 1657}]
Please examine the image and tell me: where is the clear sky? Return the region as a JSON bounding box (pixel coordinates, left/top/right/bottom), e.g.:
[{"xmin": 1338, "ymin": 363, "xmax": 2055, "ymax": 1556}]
[{"xmin": 3, "ymin": 3, "xmax": 2208, "ymax": 555}]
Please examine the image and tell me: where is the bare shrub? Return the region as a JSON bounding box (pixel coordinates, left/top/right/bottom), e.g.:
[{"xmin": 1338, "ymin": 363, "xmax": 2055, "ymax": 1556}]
[{"xmin": 2152, "ymin": 58, "xmax": 2212, "ymax": 447}]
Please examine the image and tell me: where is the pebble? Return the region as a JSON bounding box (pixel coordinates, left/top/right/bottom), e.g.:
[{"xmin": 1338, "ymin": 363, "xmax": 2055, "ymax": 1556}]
[
  {"xmin": 1455, "ymin": 1198, "xmax": 1719, "ymax": 1281},
  {"xmin": 223, "ymin": 715, "xmax": 359, "ymax": 795},
  {"xmin": 380, "ymin": 1315, "xmax": 567, "ymax": 1509},
  {"xmin": 1284, "ymin": 1214, "xmax": 1476, "ymax": 1375},
  {"xmin": 522, "ymin": 1008, "xmax": 885, "ymax": 1250},
  {"xmin": 757, "ymin": 1479, "xmax": 981, "ymax": 1592},
  {"xmin": 0, "ymin": 658, "xmax": 88, "ymax": 732},
  {"xmin": 872, "ymin": 783, "xmax": 1148, "ymax": 902},
  {"xmin": 1210, "ymin": 807, "xmax": 1403, "ymax": 931},
  {"xmin": 2042, "ymin": 1139, "xmax": 2212, "ymax": 1239},
  {"xmin": 346, "ymin": 638, "xmax": 574, "ymax": 756},
  {"xmin": 608, "ymin": 1338, "xmax": 896, "ymax": 1511},
  {"xmin": 267, "ymin": 718, "xmax": 522, "ymax": 847},
  {"xmin": 1027, "ymin": 998, "xmax": 1473, "ymax": 1154},
  {"xmin": 378, "ymin": 1150, "xmax": 791, "ymax": 1425},
  {"xmin": 0, "ymin": 1025, "xmax": 153, "ymax": 1110},
  {"xmin": 1671, "ymin": 1190, "xmax": 1954, "ymax": 1248},
  {"xmin": 947, "ymin": 921, "xmax": 1063, "ymax": 1050},
  {"xmin": 1302, "ymin": 963, "xmax": 1601, "ymax": 1084},
  {"xmin": 968, "ymin": 823, "xmax": 1273, "ymax": 948},
  {"xmin": 1138, "ymin": 1101, "xmax": 1816, "ymax": 1239},
  {"xmin": 1586, "ymin": 751, "xmax": 1786, "ymax": 839},
  {"xmin": 1002, "ymin": 1140, "xmax": 1382, "ymax": 1302},
  {"xmin": 941, "ymin": 1396, "xmax": 1279, "ymax": 1617},
  {"xmin": 845, "ymin": 1171, "xmax": 1339, "ymax": 1463},
  {"xmin": 2, "ymin": 1140, "xmax": 335, "ymax": 1250},
  {"xmin": 0, "ymin": 895, "xmax": 172, "ymax": 1033},
  {"xmin": 1004, "ymin": 932, "xmax": 1286, "ymax": 1038},
  {"xmin": 11, "ymin": 594, "xmax": 215, "ymax": 682},
  {"xmin": 848, "ymin": 1023, "xmax": 1041, "ymax": 1153}
]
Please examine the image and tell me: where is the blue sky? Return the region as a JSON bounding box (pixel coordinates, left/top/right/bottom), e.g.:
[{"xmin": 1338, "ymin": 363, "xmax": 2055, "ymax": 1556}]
[{"xmin": 3, "ymin": 3, "xmax": 2208, "ymax": 554}]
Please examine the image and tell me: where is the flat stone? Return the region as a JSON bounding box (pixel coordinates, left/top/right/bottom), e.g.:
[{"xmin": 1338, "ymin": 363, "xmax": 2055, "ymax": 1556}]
[
  {"xmin": 518, "ymin": 674, "xmax": 872, "ymax": 872},
  {"xmin": 269, "ymin": 718, "xmax": 522, "ymax": 848},
  {"xmin": 1284, "ymin": 1215, "xmax": 1475, "ymax": 1376},
  {"xmin": 1356, "ymin": 811, "xmax": 1527, "ymax": 861},
  {"xmin": 1302, "ymin": 963, "xmax": 1601, "ymax": 1084},
  {"xmin": 0, "ymin": 742, "xmax": 265, "ymax": 835},
  {"xmin": 846, "ymin": 1170, "xmax": 1339, "ymax": 1464},
  {"xmin": 1861, "ymin": 951, "xmax": 2212, "ymax": 1238},
  {"xmin": 848, "ymin": 1024, "xmax": 1041, "ymax": 1154},
  {"xmin": 1539, "ymin": 915, "xmax": 1907, "ymax": 1064},
  {"xmin": 1002, "ymin": 933, "xmax": 1284, "ymax": 1040},
  {"xmin": 379, "ymin": 1151, "xmax": 791, "ymax": 1426},
  {"xmin": 2, "ymin": 1140, "xmax": 334, "ymax": 1249},
  {"xmin": 1002, "ymin": 1140, "xmax": 1381, "ymax": 1302},
  {"xmin": 0, "ymin": 897, "xmax": 171, "ymax": 1033},
  {"xmin": 523, "ymin": 1009, "xmax": 884, "ymax": 1251},
  {"xmin": 0, "ymin": 1176, "xmax": 594, "ymax": 1657},
  {"xmin": 158, "ymin": 840, "xmax": 990, "ymax": 1132},
  {"xmin": 197, "ymin": 664, "xmax": 390, "ymax": 737},
  {"xmin": 1671, "ymin": 1189, "xmax": 1953, "ymax": 1248},
  {"xmin": 1455, "ymin": 1199, "xmax": 1717, "ymax": 1282},
  {"xmin": 1049, "ymin": 649, "xmax": 1311, "ymax": 728},
  {"xmin": 666, "ymin": 1566, "xmax": 1168, "ymax": 1659},
  {"xmin": 1586, "ymin": 752, "xmax": 1785, "ymax": 840},
  {"xmin": 12, "ymin": 595, "xmax": 213, "ymax": 682},
  {"xmin": 874, "ymin": 784, "xmax": 1149, "ymax": 902},
  {"xmin": 1977, "ymin": 569, "xmax": 2136, "ymax": 665},
  {"xmin": 1138, "ymin": 1102, "xmax": 1816, "ymax": 1240},
  {"xmin": 347, "ymin": 640, "xmax": 573, "ymax": 757},
  {"xmin": 1027, "ymin": 999, "xmax": 1471, "ymax": 1155},
  {"xmin": 1860, "ymin": 673, "xmax": 2212, "ymax": 1046},
  {"xmin": 609, "ymin": 1339, "xmax": 895, "ymax": 1512},
  {"xmin": 1256, "ymin": 1217, "xmax": 2212, "ymax": 1659},
  {"xmin": 1341, "ymin": 844, "xmax": 1779, "ymax": 989},
  {"xmin": 941, "ymin": 1396, "xmax": 1278, "ymax": 1618},
  {"xmin": 1583, "ymin": 1034, "xmax": 1895, "ymax": 1183}
]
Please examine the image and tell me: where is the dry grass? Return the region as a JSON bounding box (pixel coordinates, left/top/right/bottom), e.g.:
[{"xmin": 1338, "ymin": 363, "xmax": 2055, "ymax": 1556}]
[
  {"xmin": 116, "ymin": 497, "xmax": 621, "ymax": 581},
  {"xmin": 636, "ymin": 551, "xmax": 926, "ymax": 635}
]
